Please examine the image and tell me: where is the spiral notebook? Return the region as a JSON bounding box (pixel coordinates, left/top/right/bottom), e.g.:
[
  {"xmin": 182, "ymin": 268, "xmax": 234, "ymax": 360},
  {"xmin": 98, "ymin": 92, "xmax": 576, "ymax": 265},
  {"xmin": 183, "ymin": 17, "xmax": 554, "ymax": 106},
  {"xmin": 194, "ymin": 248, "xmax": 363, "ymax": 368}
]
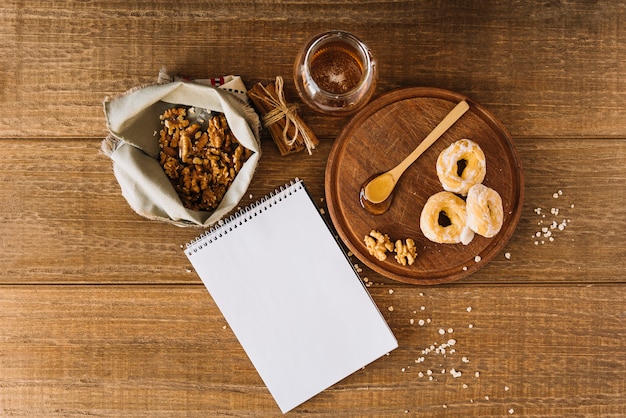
[{"xmin": 185, "ymin": 179, "xmax": 397, "ymax": 413}]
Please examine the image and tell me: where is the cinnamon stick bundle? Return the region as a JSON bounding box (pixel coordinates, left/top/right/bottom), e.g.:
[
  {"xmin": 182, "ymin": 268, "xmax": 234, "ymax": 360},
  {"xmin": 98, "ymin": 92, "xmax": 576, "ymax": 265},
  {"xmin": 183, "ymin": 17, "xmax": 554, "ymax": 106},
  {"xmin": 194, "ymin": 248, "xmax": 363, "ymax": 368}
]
[{"xmin": 247, "ymin": 77, "xmax": 319, "ymax": 156}]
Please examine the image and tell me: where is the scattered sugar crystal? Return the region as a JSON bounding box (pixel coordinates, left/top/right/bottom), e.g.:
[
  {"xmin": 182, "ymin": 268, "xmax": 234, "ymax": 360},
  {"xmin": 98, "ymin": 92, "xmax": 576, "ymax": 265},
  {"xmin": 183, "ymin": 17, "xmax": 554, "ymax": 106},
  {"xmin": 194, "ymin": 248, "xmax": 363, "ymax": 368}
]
[
  {"xmin": 475, "ymin": 255, "xmax": 482, "ymax": 262},
  {"xmin": 468, "ymin": 323, "xmax": 474, "ymax": 328},
  {"xmin": 421, "ymin": 306, "xmax": 426, "ymax": 311},
  {"xmin": 505, "ymin": 386, "xmax": 510, "ymax": 391},
  {"xmin": 450, "ymin": 368, "xmax": 462, "ymax": 378},
  {"xmin": 463, "ymin": 384, "xmax": 468, "ymax": 389},
  {"xmin": 401, "ymin": 368, "xmax": 406, "ymax": 372},
  {"xmin": 509, "ymin": 409, "xmax": 515, "ymax": 415},
  {"xmin": 418, "ymin": 319, "xmax": 425, "ymax": 326},
  {"xmin": 485, "ymin": 395, "xmax": 490, "ymax": 400},
  {"xmin": 410, "ymin": 319, "xmax": 415, "ymax": 325},
  {"xmin": 439, "ymin": 328, "xmax": 446, "ymax": 335},
  {"xmin": 389, "ymin": 289, "xmax": 394, "ymax": 294},
  {"xmin": 448, "ymin": 328, "xmax": 454, "ymax": 333},
  {"xmin": 427, "ymin": 318, "xmax": 432, "ymax": 323},
  {"xmin": 467, "ymin": 306, "xmax": 472, "ymax": 312},
  {"xmin": 463, "ymin": 266, "xmax": 468, "ymax": 271},
  {"xmin": 462, "ymin": 356, "xmax": 470, "ymax": 363},
  {"xmin": 504, "ymin": 252, "xmax": 511, "ymax": 259},
  {"xmin": 388, "ymin": 306, "xmax": 394, "ymax": 312},
  {"xmin": 475, "ymin": 371, "xmax": 480, "ymax": 377},
  {"xmin": 418, "ymin": 372, "xmax": 424, "ymax": 377}
]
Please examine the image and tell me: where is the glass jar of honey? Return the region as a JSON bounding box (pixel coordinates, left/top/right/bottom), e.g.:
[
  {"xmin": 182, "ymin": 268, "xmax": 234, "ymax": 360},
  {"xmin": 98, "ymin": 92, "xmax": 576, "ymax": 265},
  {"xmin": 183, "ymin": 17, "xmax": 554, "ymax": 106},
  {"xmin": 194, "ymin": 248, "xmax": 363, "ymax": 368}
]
[{"xmin": 294, "ymin": 30, "xmax": 377, "ymax": 116}]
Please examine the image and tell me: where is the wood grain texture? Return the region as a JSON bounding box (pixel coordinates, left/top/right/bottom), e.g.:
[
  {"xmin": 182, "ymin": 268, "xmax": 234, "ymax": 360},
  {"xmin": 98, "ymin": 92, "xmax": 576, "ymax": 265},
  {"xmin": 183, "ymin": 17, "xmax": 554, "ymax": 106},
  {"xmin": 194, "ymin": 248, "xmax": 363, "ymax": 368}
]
[
  {"xmin": 1, "ymin": 1, "xmax": 626, "ymax": 138},
  {"xmin": 0, "ymin": 137, "xmax": 623, "ymax": 285},
  {"xmin": 1, "ymin": 0, "xmax": 626, "ymax": 416},
  {"xmin": 0, "ymin": 285, "xmax": 624, "ymax": 417}
]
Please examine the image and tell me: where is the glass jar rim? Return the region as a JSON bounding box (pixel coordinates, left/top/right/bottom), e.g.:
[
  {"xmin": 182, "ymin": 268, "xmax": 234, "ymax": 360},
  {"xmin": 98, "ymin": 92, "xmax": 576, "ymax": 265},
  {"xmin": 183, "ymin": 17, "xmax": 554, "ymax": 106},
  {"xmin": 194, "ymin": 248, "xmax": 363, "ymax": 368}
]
[{"xmin": 303, "ymin": 30, "xmax": 375, "ymax": 100}]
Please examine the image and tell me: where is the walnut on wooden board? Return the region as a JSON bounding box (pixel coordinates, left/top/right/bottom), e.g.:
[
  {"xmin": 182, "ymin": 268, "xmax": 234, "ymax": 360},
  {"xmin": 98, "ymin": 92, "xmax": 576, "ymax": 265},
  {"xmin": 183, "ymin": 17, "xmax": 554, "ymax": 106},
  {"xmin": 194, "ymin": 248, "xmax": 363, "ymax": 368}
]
[
  {"xmin": 364, "ymin": 230, "xmax": 394, "ymax": 261},
  {"xmin": 157, "ymin": 107, "xmax": 252, "ymax": 211},
  {"xmin": 364, "ymin": 230, "xmax": 418, "ymax": 265},
  {"xmin": 394, "ymin": 238, "xmax": 417, "ymax": 266}
]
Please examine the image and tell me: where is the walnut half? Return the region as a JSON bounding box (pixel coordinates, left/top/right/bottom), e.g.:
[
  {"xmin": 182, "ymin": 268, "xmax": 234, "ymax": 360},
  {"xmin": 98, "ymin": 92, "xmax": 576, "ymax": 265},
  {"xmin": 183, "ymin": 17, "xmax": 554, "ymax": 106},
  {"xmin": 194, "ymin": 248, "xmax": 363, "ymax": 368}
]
[
  {"xmin": 364, "ymin": 230, "xmax": 394, "ymax": 261},
  {"xmin": 394, "ymin": 238, "xmax": 417, "ymax": 266}
]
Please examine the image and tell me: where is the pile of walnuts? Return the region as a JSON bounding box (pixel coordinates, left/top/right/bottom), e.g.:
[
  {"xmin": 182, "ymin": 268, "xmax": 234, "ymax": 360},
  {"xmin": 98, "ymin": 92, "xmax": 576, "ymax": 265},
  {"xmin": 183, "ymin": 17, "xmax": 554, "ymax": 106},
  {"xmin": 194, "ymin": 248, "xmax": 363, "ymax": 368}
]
[
  {"xmin": 157, "ymin": 107, "xmax": 252, "ymax": 211},
  {"xmin": 364, "ymin": 230, "xmax": 417, "ymax": 266}
]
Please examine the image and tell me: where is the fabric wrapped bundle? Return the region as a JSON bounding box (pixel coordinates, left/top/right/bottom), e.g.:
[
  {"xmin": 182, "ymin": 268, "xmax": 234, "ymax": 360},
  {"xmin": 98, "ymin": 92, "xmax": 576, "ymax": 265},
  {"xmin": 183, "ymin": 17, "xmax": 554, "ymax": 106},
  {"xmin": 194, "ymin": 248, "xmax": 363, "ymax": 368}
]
[{"xmin": 102, "ymin": 74, "xmax": 261, "ymax": 227}]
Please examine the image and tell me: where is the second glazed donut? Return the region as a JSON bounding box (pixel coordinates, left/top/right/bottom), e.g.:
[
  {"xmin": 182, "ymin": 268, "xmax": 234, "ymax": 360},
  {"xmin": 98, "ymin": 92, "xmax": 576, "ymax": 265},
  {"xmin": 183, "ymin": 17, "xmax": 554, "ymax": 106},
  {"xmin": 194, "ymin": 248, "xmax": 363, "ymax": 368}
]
[
  {"xmin": 466, "ymin": 184, "xmax": 504, "ymax": 238},
  {"xmin": 420, "ymin": 191, "xmax": 475, "ymax": 245},
  {"xmin": 436, "ymin": 139, "xmax": 486, "ymax": 196}
]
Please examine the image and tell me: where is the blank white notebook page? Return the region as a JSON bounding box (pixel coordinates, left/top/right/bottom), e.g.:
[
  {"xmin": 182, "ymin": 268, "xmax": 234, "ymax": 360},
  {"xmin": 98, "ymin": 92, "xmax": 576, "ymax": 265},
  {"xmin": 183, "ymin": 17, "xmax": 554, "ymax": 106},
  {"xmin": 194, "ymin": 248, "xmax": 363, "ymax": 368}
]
[{"xmin": 185, "ymin": 180, "xmax": 397, "ymax": 413}]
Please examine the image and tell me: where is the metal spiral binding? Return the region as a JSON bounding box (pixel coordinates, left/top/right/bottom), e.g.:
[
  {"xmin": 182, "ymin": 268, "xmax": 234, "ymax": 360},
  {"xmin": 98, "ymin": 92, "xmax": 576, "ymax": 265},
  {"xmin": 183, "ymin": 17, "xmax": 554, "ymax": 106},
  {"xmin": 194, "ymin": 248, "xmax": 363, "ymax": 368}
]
[{"xmin": 185, "ymin": 178, "xmax": 302, "ymax": 255}]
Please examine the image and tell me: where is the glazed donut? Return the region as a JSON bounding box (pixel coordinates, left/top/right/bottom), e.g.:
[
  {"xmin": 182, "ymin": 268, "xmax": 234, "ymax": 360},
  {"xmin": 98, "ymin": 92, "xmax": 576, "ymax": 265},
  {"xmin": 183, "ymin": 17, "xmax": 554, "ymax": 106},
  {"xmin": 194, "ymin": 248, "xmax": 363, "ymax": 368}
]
[
  {"xmin": 436, "ymin": 139, "xmax": 486, "ymax": 196},
  {"xmin": 466, "ymin": 184, "xmax": 504, "ymax": 238},
  {"xmin": 420, "ymin": 191, "xmax": 475, "ymax": 245}
]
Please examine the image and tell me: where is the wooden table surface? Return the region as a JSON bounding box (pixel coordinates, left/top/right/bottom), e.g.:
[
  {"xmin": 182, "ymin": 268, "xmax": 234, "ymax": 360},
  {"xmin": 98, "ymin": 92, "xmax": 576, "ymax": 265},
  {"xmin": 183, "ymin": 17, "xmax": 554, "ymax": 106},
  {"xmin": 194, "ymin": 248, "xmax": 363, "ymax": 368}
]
[{"xmin": 1, "ymin": 1, "xmax": 625, "ymax": 416}]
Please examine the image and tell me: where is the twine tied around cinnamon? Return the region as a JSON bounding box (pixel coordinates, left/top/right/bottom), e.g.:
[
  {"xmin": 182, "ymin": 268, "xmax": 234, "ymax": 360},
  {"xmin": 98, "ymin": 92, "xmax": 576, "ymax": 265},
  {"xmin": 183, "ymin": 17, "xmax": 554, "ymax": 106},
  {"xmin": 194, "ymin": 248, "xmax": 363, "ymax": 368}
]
[{"xmin": 247, "ymin": 76, "xmax": 319, "ymax": 156}]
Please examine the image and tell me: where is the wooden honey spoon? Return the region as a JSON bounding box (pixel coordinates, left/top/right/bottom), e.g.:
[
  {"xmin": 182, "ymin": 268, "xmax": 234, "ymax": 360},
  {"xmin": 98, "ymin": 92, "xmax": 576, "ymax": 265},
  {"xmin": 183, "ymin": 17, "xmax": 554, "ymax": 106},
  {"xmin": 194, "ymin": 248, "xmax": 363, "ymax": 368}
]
[{"xmin": 359, "ymin": 100, "xmax": 470, "ymax": 215}]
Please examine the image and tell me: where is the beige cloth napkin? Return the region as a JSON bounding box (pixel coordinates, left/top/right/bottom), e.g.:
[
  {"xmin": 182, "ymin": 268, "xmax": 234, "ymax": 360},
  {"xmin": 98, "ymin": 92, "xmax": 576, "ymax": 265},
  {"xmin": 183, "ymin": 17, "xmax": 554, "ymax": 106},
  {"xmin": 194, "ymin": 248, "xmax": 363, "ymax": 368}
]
[{"xmin": 102, "ymin": 76, "xmax": 261, "ymax": 227}]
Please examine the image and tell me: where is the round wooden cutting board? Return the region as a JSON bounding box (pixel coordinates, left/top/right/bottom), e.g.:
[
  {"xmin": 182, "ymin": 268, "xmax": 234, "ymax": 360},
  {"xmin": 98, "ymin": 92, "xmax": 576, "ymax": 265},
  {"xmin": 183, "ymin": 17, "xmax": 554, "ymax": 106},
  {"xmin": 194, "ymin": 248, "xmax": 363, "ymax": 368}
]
[{"xmin": 325, "ymin": 87, "xmax": 524, "ymax": 285}]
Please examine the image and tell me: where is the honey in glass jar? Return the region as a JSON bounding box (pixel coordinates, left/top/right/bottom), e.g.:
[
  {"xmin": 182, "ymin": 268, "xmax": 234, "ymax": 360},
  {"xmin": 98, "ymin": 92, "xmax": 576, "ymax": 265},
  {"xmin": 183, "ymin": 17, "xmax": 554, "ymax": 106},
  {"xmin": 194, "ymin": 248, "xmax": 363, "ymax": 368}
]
[{"xmin": 294, "ymin": 31, "xmax": 377, "ymax": 116}]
